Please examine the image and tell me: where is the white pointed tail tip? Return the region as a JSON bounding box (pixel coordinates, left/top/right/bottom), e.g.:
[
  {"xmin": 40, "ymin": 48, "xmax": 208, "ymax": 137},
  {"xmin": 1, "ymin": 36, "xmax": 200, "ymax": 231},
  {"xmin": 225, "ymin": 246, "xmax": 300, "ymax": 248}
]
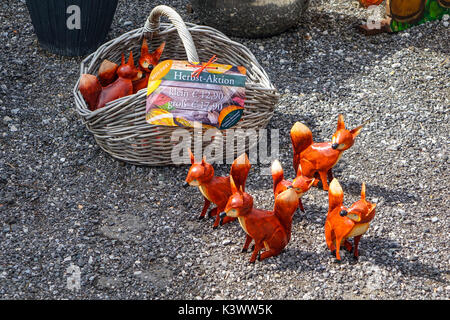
[
  {"xmin": 277, "ymin": 187, "xmax": 298, "ymax": 203},
  {"xmin": 235, "ymin": 153, "xmax": 248, "ymax": 165},
  {"xmin": 291, "ymin": 122, "xmax": 309, "ymax": 134},
  {"xmin": 329, "ymin": 178, "xmax": 343, "ymax": 195},
  {"xmin": 271, "ymin": 159, "xmax": 282, "ymax": 173}
]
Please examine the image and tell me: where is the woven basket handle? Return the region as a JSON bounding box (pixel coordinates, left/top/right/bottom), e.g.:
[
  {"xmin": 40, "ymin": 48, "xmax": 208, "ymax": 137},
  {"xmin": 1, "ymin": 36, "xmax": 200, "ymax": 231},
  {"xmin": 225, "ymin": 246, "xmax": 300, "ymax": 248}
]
[{"xmin": 143, "ymin": 5, "xmax": 199, "ymax": 63}]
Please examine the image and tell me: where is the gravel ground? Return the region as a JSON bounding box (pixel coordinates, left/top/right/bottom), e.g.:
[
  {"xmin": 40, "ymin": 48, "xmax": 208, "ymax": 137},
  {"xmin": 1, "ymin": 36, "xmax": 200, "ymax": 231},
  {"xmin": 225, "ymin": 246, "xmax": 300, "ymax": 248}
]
[{"xmin": 0, "ymin": 0, "xmax": 449, "ymax": 300}]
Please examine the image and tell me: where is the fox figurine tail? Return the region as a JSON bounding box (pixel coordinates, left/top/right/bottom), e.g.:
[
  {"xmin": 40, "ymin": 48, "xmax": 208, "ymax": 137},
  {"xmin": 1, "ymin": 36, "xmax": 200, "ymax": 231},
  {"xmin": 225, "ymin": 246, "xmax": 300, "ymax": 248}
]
[
  {"xmin": 230, "ymin": 153, "xmax": 251, "ymax": 192},
  {"xmin": 290, "ymin": 122, "xmax": 313, "ymax": 176},
  {"xmin": 78, "ymin": 74, "xmax": 102, "ymax": 111},
  {"xmin": 273, "ymin": 186, "xmax": 299, "ymax": 242},
  {"xmin": 98, "ymin": 59, "xmax": 119, "ymax": 87}
]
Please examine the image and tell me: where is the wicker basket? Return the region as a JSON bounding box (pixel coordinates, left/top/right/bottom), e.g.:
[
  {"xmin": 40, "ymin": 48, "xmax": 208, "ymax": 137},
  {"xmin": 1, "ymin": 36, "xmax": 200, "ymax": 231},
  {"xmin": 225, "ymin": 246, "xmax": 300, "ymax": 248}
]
[{"xmin": 73, "ymin": 5, "xmax": 279, "ymax": 166}]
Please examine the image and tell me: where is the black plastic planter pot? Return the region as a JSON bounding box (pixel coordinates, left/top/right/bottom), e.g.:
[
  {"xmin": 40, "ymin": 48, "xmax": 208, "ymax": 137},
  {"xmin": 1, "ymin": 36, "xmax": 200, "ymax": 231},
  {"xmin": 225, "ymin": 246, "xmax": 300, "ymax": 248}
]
[{"xmin": 25, "ymin": 0, "xmax": 118, "ymax": 56}]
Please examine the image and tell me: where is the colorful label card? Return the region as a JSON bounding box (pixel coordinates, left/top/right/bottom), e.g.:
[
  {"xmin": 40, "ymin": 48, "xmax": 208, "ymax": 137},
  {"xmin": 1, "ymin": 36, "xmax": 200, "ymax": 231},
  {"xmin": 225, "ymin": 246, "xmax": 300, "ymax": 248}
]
[{"xmin": 145, "ymin": 60, "xmax": 247, "ymax": 129}]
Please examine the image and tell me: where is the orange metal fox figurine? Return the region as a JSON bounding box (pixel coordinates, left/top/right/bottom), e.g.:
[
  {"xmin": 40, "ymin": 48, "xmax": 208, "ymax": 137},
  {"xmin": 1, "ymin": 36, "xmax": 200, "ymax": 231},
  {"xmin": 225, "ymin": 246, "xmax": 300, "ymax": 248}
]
[
  {"xmin": 290, "ymin": 115, "xmax": 363, "ymax": 191},
  {"xmin": 325, "ymin": 178, "xmax": 377, "ymax": 261},
  {"xmin": 219, "ymin": 175, "xmax": 299, "ymax": 263},
  {"xmin": 271, "ymin": 159, "xmax": 313, "ymax": 213},
  {"xmin": 133, "ymin": 39, "xmax": 166, "ymax": 93},
  {"xmin": 185, "ymin": 151, "xmax": 251, "ymax": 229},
  {"xmin": 79, "ymin": 51, "xmax": 143, "ymax": 111}
]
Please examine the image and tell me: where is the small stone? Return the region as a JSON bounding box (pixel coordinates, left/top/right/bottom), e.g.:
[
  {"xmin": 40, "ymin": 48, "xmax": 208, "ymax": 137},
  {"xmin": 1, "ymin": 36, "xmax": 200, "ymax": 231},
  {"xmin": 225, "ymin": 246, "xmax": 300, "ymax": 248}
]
[
  {"xmin": 10, "ymin": 125, "xmax": 17, "ymax": 132},
  {"xmin": 431, "ymin": 217, "xmax": 438, "ymax": 223}
]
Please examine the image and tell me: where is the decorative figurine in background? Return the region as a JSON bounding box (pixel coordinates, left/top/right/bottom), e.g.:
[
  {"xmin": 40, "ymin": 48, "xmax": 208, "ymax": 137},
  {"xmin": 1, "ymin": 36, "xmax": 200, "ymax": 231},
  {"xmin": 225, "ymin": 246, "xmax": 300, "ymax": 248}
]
[
  {"xmin": 133, "ymin": 39, "xmax": 166, "ymax": 93},
  {"xmin": 79, "ymin": 51, "xmax": 142, "ymax": 111},
  {"xmin": 220, "ymin": 174, "xmax": 299, "ymax": 263},
  {"xmin": 358, "ymin": 0, "xmax": 449, "ymax": 35},
  {"xmin": 271, "ymin": 159, "xmax": 313, "ymax": 213},
  {"xmin": 185, "ymin": 151, "xmax": 251, "ymax": 229},
  {"xmin": 325, "ymin": 179, "xmax": 377, "ymax": 261},
  {"xmin": 290, "ymin": 115, "xmax": 363, "ymax": 191},
  {"xmin": 358, "ymin": 0, "xmax": 384, "ymax": 7}
]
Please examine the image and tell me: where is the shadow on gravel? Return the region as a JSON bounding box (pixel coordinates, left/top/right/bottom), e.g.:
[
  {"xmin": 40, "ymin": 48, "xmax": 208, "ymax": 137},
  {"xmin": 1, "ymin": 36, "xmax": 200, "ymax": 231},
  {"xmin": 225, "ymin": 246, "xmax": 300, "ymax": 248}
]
[
  {"xmin": 340, "ymin": 179, "xmax": 419, "ymax": 204},
  {"xmin": 292, "ymin": 202, "xmax": 327, "ymax": 225},
  {"xmin": 363, "ymin": 236, "xmax": 446, "ymax": 282}
]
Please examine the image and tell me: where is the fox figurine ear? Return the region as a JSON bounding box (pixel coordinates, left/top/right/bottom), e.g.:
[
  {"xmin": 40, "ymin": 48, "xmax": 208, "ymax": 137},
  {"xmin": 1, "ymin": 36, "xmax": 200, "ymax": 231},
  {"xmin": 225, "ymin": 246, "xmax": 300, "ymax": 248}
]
[
  {"xmin": 350, "ymin": 125, "xmax": 363, "ymax": 138},
  {"xmin": 368, "ymin": 202, "xmax": 377, "ymax": 214},
  {"xmin": 141, "ymin": 38, "xmax": 149, "ymax": 57},
  {"xmin": 230, "ymin": 175, "xmax": 238, "ymax": 194},
  {"xmin": 337, "ymin": 114, "xmax": 345, "ymax": 130},
  {"xmin": 188, "ymin": 149, "xmax": 195, "ymax": 164},
  {"xmin": 361, "ymin": 182, "xmax": 366, "ymax": 201},
  {"xmin": 297, "ymin": 164, "xmax": 303, "ymax": 176},
  {"xmin": 152, "ymin": 42, "xmax": 166, "ymax": 63},
  {"xmin": 128, "ymin": 51, "xmax": 135, "ymax": 67}
]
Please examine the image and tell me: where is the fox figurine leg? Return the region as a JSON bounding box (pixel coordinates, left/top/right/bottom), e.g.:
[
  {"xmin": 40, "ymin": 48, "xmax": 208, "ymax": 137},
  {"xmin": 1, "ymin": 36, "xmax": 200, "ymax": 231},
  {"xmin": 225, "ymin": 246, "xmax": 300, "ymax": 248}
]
[
  {"xmin": 258, "ymin": 229, "xmax": 288, "ymax": 262},
  {"xmin": 241, "ymin": 234, "xmax": 253, "ymax": 253},
  {"xmin": 199, "ymin": 197, "xmax": 211, "ymax": 220},
  {"xmin": 249, "ymin": 242, "xmax": 265, "ymax": 263},
  {"xmin": 353, "ymin": 235, "xmax": 362, "ymax": 259}
]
